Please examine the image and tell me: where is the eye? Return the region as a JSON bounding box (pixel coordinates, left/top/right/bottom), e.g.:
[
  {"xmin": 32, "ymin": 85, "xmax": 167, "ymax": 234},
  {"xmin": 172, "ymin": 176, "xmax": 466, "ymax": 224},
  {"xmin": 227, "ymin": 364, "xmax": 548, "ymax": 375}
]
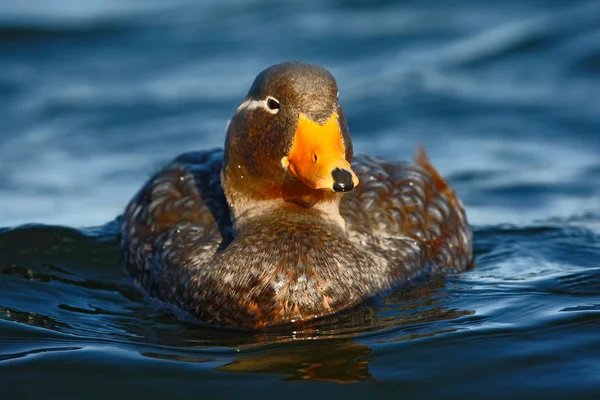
[
  {"xmin": 337, "ymin": 91, "xmax": 339, "ymax": 100},
  {"xmin": 266, "ymin": 96, "xmax": 280, "ymax": 113}
]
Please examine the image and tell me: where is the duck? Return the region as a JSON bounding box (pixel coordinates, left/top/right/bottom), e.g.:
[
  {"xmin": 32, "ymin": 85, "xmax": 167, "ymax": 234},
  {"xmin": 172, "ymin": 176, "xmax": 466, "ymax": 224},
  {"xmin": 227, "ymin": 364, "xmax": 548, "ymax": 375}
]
[{"xmin": 121, "ymin": 62, "xmax": 473, "ymax": 328}]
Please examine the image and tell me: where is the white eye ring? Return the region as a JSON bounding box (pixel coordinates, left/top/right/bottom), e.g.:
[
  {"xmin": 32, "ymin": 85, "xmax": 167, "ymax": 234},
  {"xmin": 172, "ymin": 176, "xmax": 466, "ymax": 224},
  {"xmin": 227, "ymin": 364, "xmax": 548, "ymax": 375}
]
[
  {"xmin": 235, "ymin": 96, "xmax": 280, "ymax": 114},
  {"xmin": 337, "ymin": 91, "xmax": 339, "ymax": 99},
  {"xmin": 265, "ymin": 96, "xmax": 280, "ymax": 114}
]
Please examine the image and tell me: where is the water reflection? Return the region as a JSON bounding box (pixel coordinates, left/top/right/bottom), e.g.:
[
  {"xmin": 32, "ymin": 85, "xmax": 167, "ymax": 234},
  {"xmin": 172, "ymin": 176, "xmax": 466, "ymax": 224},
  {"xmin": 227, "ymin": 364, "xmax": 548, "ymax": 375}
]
[{"xmin": 216, "ymin": 340, "xmax": 374, "ymax": 383}]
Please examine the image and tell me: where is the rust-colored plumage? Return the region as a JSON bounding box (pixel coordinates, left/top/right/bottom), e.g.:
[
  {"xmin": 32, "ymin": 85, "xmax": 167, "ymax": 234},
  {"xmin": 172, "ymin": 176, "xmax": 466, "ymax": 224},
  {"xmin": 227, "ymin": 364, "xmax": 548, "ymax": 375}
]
[{"xmin": 121, "ymin": 62, "xmax": 473, "ymax": 328}]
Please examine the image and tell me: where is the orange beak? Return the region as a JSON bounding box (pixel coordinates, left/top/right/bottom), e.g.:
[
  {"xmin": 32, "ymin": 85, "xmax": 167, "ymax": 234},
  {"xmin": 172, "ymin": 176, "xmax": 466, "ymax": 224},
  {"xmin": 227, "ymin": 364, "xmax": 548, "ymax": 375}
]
[{"xmin": 285, "ymin": 113, "xmax": 359, "ymax": 192}]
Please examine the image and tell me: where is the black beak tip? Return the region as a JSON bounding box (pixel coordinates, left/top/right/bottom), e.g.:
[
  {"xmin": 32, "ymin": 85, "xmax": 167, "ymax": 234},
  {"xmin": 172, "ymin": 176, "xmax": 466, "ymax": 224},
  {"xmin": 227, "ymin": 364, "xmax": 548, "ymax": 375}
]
[{"xmin": 332, "ymin": 168, "xmax": 354, "ymax": 192}]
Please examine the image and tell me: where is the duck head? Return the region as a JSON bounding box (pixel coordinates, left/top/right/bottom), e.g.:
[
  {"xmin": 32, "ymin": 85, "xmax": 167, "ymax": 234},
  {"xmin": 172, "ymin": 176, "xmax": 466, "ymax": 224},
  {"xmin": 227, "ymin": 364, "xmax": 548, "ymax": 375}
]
[{"xmin": 222, "ymin": 62, "xmax": 359, "ymax": 217}]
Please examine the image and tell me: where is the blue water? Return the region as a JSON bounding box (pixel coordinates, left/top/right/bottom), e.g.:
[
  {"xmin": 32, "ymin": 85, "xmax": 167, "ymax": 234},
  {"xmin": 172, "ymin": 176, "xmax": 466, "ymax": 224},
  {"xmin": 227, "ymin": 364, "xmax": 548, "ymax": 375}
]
[{"xmin": 1, "ymin": 0, "xmax": 600, "ymax": 398}]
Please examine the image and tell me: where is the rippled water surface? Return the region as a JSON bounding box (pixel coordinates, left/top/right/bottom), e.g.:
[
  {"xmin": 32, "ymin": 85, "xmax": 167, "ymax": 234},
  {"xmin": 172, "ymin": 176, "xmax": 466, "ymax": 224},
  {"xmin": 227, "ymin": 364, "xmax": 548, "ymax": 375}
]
[{"xmin": 1, "ymin": 1, "xmax": 600, "ymax": 398}]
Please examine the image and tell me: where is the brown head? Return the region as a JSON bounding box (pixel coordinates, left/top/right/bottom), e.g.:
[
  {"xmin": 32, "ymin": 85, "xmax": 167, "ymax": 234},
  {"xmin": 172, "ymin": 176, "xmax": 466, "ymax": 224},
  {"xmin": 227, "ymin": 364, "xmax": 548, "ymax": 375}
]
[{"xmin": 222, "ymin": 62, "xmax": 358, "ymax": 216}]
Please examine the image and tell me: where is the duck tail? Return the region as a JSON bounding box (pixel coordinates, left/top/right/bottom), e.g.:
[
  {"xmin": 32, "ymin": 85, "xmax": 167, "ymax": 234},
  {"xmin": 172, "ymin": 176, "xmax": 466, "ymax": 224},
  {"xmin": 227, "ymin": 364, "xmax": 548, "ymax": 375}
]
[{"xmin": 414, "ymin": 145, "xmax": 464, "ymax": 213}]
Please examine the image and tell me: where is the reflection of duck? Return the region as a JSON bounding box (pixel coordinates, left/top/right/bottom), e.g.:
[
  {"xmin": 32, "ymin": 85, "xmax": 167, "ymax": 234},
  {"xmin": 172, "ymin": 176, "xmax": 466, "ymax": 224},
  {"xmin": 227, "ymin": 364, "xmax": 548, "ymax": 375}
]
[
  {"xmin": 142, "ymin": 339, "xmax": 374, "ymax": 383},
  {"xmin": 121, "ymin": 62, "xmax": 473, "ymax": 328},
  {"xmin": 216, "ymin": 340, "xmax": 374, "ymax": 383}
]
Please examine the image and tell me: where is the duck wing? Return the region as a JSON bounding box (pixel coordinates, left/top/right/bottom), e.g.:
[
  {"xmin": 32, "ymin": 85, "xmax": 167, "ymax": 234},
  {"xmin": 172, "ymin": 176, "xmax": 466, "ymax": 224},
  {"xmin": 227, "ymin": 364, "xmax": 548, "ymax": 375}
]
[
  {"xmin": 340, "ymin": 148, "xmax": 473, "ymax": 273},
  {"xmin": 121, "ymin": 149, "xmax": 232, "ymax": 290}
]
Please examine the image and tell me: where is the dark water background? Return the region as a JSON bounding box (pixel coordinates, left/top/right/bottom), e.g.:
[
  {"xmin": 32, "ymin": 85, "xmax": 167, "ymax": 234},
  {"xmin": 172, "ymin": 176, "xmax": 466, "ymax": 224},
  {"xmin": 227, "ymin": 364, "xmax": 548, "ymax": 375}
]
[{"xmin": 1, "ymin": 1, "xmax": 600, "ymax": 398}]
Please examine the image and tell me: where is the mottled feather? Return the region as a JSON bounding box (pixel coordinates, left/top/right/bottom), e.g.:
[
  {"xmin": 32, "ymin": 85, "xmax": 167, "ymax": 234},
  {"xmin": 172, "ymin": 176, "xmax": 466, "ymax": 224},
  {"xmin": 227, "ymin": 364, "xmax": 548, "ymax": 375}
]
[{"xmin": 121, "ymin": 149, "xmax": 472, "ymax": 327}]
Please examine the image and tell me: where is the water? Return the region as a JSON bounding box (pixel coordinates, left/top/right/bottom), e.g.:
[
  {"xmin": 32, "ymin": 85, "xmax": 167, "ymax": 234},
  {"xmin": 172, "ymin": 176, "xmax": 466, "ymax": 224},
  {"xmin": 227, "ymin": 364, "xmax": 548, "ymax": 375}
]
[{"xmin": 1, "ymin": 0, "xmax": 600, "ymax": 398}]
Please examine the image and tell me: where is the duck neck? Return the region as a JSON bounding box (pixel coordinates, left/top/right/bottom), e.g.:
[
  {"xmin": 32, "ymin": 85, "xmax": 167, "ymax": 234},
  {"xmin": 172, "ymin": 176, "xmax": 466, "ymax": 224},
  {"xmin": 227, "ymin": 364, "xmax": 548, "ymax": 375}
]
[
  {"xmin": 222, "ymin": 169, "xmax": 348, "ymax": 234},
  {"xmin": 230, "ymin": 197, "xmax": 347, "ymax": 236}
]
